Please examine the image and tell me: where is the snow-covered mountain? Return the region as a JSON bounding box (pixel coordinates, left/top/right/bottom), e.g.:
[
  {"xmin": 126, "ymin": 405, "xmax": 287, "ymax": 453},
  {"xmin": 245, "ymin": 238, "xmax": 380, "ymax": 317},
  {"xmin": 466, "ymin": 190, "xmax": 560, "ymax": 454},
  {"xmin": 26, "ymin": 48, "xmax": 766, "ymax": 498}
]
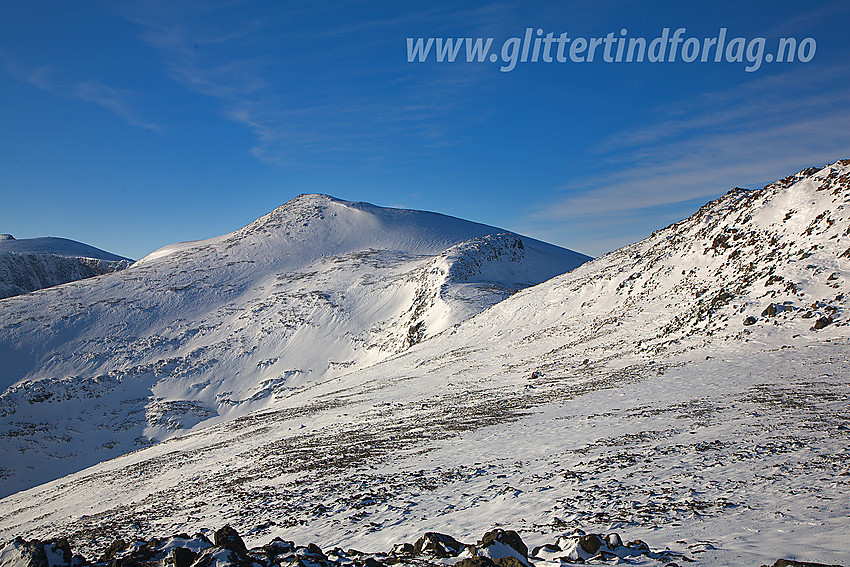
[
  {"xmin": 2, "ymin": 162, "xmax": 850, "ymax": 566},
  {"xmin": 0, "ymin": 195, "xmax": 589, "ymax": 498},
  {"xmin": 0, "ymin": 236, "xmax": 132, "ymax": 299}
]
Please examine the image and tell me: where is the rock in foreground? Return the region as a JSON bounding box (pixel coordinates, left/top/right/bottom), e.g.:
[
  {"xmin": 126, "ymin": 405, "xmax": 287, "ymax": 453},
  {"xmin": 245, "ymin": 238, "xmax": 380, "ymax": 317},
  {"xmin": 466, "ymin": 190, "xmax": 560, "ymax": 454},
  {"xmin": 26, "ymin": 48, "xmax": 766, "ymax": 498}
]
[{"xmin": 0, "ymin": 526, "xmax": 693, "ymax": 567}]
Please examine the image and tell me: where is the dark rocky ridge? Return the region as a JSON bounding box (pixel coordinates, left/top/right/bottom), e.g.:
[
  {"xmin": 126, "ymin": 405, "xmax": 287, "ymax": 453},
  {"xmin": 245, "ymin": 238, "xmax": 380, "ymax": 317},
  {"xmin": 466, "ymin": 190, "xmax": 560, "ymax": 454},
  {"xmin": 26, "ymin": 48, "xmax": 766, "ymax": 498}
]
[
  {"xmin": 0, "ymin": 253, "xmax": 131, "ymax": 299},
  {"xmin": 0, "ymin": 236, "xmax": 133, "ymax": 299}
]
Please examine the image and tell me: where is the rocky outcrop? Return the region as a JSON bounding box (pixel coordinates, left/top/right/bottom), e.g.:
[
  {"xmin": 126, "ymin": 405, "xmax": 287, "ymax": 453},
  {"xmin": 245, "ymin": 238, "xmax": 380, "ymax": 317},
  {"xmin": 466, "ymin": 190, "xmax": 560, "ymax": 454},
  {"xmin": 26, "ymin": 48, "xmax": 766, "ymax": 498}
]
[
  {"xmin": 0, "ymin": 537, "xmax": 82, "ymax": 567},
  {"xmin": 0, "ymin": 526, "xmax": 692, "ymax": 567},
  {"xmin": 411, "ymin": 532, "xmax": 464, "ymax": 557}
]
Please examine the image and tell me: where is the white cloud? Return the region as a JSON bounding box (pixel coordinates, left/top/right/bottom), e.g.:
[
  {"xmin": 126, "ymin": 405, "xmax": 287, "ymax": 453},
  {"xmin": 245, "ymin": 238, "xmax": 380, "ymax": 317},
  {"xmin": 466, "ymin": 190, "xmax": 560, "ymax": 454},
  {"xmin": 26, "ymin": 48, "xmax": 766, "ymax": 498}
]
[
  {"xmin": 519, "ymin": 65, "xmax": 850, "ymax": 255},
  {"xmin": 117, "ymin": 2, "xmax": 499, "ymax": 167},
  {"xmin": 2, "ymin": 53, "xmax": 162, "ymax": 132}
]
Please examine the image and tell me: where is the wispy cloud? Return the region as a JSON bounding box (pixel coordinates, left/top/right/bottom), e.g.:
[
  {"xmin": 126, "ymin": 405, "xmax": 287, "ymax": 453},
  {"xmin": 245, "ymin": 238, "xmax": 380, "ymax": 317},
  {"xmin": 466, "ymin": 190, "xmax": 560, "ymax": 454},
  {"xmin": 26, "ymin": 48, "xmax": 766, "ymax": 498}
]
[
  {"xmin": 593, "ymin": 66, "xmax": 850, "ymax": 157},
  {"xmin": 2, "ymin": 52, "xmax": 163, "ymax": 132},
  {"xmin": 519, "ymin": 64, "xmax": 850, "ymax": 255},
  {"xmin": 116, "ymin": 2, "xmax": 500, "ymax": 167}
]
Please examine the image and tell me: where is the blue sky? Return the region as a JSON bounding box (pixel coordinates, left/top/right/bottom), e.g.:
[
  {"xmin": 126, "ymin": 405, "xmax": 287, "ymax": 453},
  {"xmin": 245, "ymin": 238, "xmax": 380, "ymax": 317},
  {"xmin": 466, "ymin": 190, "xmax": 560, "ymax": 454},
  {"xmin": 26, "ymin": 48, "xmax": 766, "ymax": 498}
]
[{"xmin": 2, "ymin": 1, "xmax": 850, "ymax": 259}]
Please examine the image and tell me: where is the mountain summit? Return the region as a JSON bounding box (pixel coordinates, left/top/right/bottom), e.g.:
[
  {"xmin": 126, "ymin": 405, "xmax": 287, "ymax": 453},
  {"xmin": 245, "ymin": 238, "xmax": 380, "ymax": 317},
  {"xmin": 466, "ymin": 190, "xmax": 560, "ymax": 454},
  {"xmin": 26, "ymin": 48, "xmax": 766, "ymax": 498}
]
[{"xmin": 0, "ymin": 195, "xmax": 589, "ymax": 497}]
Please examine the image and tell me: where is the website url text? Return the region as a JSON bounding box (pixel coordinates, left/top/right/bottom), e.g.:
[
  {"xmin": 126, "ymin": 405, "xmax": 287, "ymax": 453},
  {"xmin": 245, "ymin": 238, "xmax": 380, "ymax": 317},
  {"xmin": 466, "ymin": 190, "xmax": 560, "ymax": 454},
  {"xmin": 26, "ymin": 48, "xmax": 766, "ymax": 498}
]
[{"xmin": 407, "ymin": 28, "xmax": 816, "ymax": 73}]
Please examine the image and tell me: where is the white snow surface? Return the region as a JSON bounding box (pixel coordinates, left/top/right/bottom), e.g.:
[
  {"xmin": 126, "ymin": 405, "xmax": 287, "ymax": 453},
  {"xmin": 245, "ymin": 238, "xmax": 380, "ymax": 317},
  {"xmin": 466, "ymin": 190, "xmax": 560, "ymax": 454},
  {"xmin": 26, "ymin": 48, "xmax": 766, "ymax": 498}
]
[
  {"xmin": 2, "ymin": 162, "xmax": 850, "ymax": 567},
  {"xmin": 0, "ymin": 194, "xmax": 589, "ymax": 497}
]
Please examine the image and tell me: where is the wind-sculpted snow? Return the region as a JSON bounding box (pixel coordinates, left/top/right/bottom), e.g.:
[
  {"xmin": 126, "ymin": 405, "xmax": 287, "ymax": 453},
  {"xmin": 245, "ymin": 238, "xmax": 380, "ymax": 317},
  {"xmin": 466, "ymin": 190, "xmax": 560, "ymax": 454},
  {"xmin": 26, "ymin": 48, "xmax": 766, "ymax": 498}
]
[
  {"xmin": 0, "ymin": 236, "xmax": 131, "ymax": 299},
  {"xmin": 0, "ymin": 195, "xmax": 589, "ymax": 497},
  {"xmin": 2, "ymin": 164, "xmax": 850, "ymax": 566}
]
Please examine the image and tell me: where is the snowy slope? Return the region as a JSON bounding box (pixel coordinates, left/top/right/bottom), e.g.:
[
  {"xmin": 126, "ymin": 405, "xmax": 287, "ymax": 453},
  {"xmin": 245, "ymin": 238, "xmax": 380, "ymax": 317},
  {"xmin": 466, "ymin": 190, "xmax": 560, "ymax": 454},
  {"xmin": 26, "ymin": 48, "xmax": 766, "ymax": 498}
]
[
  {"xmin": 1, "ymin": 162, "xmax": 848, "ymax": 566},
  {"xmin": 0, "ymin": 236, "xmax": 129, "ymax": 261},
  {"xmin": 0, "ymin": 236, "xmax": 131, "ymax": 299},
  {"xmin": 0, "ymin": 195, "xmax": 589, "ymax": 498}
]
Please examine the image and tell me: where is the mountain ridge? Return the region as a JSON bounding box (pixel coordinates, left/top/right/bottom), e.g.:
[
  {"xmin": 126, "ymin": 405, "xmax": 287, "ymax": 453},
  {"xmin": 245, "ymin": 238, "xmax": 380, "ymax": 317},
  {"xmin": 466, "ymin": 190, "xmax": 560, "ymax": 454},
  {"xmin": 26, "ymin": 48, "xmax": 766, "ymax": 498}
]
[
  {"xmin": 0, "ymin": 237, "xmax": 132, "ymax": 299},
  {"xmin": 0, "ymin": 195, "xmax": 590, "ymax": 498},
  {"xmin": 1, "ymin": 164, "xmax": 849, "ymax": 566},
  {"xmin": 139, "ymin": 194, "xmax": 582, "ymax": 266},
  {"xmin": 0, "ymin": 236, "xmax": 131, "ymax": 262}
]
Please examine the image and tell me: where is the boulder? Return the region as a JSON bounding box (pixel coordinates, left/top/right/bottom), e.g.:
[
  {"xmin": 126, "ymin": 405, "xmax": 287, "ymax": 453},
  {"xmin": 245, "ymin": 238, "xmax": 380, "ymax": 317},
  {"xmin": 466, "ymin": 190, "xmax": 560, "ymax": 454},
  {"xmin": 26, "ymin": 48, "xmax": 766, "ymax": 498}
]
[
  {"xmin": 214, "ymin": 525, "xmax": 247, "ymax": 554},
  {"xmin": 578, "ymin": 534, "xmax": 603, "ymax": 555},
  {"xmin": 604, "ymin": 533, "xmax": 622, "ymax": 548},
  {"xmin": 455, "ymin": 558, "xmax": 497, "ymax": 567},
  {"xmin": 390, "ymin": 543, "xmax": 415, "ymax": 556},
  {"xmin": 626, "ymin": 540, "xmax": 650, "ymax": 552},
  {"xmin": 172, "ymin": 547, "xmax": 197, "ymax": 567},
  {"xmin": 530, "ymin": 544, "xmax": 560, "ymax": 558},
  {"xmin": 190, "ymin": 547, "xmax": 252, "ymax": 567},
  {"xmin": 40, "ymin": 539, "xmax": 73, "ymax": 567},
  {"xmin": 412, "ymin": 533, "xmax": 464, "ymax": 558},
  {"xmin": 108, "ymin": 556, "xmax": 141, "ymax": 567},
  {"xmin": 99, "ymin": 539, "xmax": 128, "ymax": 563},
  {"xmin": 455, "ymin": 559, "xmax": 527, "ymax": 567},
  {"xmin": 301, "ymin": 543, "xmax": 327, "ymax": 563},
  {"xmin": 491, "ymin": 557, "xmax": 527, "ymax": 567},
  {"xmin": 262, "ymin": 538, "xmax": 295, "ymax": 562},
  {"xmin": 479, "ymin": 530, "xmax": 528, "ymax": 560},
  {"xmin": 0, "ymin": 538, "xmax": 49, "ymax": 567}
]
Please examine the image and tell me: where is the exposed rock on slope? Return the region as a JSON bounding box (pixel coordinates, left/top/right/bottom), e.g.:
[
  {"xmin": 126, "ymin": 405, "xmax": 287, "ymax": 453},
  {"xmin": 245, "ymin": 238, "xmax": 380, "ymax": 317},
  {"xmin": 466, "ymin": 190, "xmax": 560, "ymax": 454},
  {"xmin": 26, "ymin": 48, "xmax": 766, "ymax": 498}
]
[{"xmin": 478, "ymin": 158, "xmax": 850, "ymax": 368}]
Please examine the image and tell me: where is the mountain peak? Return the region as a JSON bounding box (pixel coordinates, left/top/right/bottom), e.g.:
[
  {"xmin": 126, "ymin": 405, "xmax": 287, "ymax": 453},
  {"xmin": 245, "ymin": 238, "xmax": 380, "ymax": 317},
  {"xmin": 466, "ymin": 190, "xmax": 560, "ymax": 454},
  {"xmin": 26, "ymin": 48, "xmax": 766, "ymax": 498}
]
[{"xmin": 0, "ymin": 197, "xmax": 588, "ymax": 497}]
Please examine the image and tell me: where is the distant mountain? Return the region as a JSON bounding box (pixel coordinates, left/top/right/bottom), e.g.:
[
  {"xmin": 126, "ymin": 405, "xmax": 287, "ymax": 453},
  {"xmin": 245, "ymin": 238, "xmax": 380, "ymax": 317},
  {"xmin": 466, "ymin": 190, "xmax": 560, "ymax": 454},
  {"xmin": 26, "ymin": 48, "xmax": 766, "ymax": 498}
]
[
  {"xmin": 1, "ymin": 164, "xmax": 847, "ymax": 567},
  {"xmin": 0, "ymin": 236, "xmax": 132, "ymax": 299},
  {"xmin": 0, "ymin": 195, "xmax": 590, "ymax": 497}
]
